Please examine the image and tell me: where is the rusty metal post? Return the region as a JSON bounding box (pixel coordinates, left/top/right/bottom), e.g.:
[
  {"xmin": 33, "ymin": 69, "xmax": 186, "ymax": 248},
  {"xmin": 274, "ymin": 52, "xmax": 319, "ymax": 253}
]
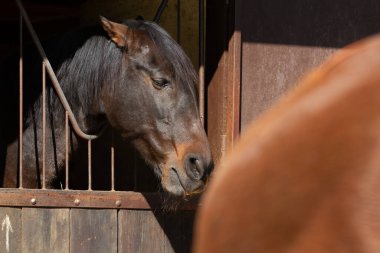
[
  {"xmin": 19, "ymin": 13, "xmax": 23, "ymax": 189},
  {"xmin": 42, "ymin": 62, "xmax": 46, "ymax": 189},
  {"xmin": 133, "ymin": 152, "xmax": 137, "ymax": 192},
  {"xmin": 177, "ymin": 0, "xmax": 181, "ymax": 43},
  {"xmin": 15, "ymin": 0, "xmax": 102, "ymax": 141},
  {"xmin": 88, "ymin": 140, "xmax": 92, "ymax": 190},
  {"xmin": 111, "ymin": 130, "xmax": 115, "ymax": 191},
  {"xmin": 65, "ymin": 111, "xmax": 69, "ymax": 190},
  {"xmin": 199, "ymin": 0, "xmax": 205, "ymax": 126}
]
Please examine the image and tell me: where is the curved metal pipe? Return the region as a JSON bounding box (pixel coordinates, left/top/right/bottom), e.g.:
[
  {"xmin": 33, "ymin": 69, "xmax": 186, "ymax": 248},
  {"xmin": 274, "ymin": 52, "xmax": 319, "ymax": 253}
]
[{"xmin": 15, "ymin": 0, "xmax": 101, "ymax": 140}]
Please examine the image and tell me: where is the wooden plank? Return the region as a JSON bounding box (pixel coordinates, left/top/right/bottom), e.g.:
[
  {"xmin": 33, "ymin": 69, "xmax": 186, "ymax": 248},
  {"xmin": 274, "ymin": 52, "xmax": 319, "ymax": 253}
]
[
  {"xmin": 119, "ymin": 210, "xmax": 166, "ymax": 253},
  {"xmin": 70, "ymin": 209, "xmax": 117, "ymax": 253},
  {"xmin": 21, "ymin": 208, "xmax": 69, "ymax": 253},
  {"xmin": 241, "ymin": 44, "xmax": 335, "ymax": 130},
  {"xmin": 0, "ymin": 207, "xmax": 21, "ymax": 253},
  {"xmin": 161, "ymin": 211, "xmax": 196, "ymax": 253},
  {"xmin": 118, "ymin": 210, "xmax": 195, "ymax": 253},
  {"xmin": 118, "ymin": 210, "xmax": 158, "ymax": 252},
  {"xmin": 0, "ymin": 189, "xmax": 198, "ymax": 210},
  {"xmin": 239, "ymin": 0, "xmax": 380, "ymax": 130},
  {"xmin": 206, "ymin": 0, "xmax": 241, "ymax": 163}
]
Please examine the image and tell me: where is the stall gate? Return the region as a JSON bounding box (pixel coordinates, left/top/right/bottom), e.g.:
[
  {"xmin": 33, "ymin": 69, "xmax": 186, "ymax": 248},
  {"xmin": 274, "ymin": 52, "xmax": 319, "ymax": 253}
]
[
  {"xmin": 0, "ymin": 0, "xmax": 205, "ymax": 252},
  {"xmin": 0, "ymin": 206, "xmax": 195, "ymax": 252}
]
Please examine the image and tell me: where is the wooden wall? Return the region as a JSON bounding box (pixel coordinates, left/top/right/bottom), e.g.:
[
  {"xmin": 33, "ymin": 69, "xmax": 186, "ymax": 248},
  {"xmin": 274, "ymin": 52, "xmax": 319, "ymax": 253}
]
[
  {"xmin": 0, "ymin": 207, "xmax": 194, "ymax": 253},
  {"xmin": 206, "ymin": 0, "xmax": 240, "ymax": 163},
  {"xmin": 238, "ymin": 0, "xmax": 380, "ymax": 131},
  {"xmin": 205, "ymin": 0, "xmax": 380, "ymax": 163}
]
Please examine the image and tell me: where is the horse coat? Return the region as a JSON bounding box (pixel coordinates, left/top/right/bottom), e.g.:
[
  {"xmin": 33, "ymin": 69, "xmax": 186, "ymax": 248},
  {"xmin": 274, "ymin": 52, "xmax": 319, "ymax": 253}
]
[{"xmin": 194, "ymin": 35, "xmax": 380, "ymax": 253}]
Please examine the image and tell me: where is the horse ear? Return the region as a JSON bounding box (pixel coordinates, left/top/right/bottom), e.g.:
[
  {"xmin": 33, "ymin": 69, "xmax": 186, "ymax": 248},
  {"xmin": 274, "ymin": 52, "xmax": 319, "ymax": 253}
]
[{"xmin": 100, "ymin": 16, "xmax": 130, "ymax": 48}]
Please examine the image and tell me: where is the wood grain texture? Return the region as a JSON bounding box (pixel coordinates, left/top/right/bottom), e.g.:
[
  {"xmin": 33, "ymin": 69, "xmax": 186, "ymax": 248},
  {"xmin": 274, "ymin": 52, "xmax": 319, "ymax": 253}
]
[
  {"xmin": 70, "ymin": 209, "xmax": 117, "ymax": 253},
  {"xmin": 0, "ymin": 207, "xmax": 21, "ymax": 253},
  {"xmin": 119, "ymin": 210, "xmax": 168, "ymax": 253},
  {"xmin": 21, "ymin": 208, "xmax": 69, "ymax": 253},
  {"xmin": 118, "ymin": 210, "xmax": 195, "ymax": 253},
  {"xmin": 239, "ymin": 0, "xmax": 380, "ymax": 130},
  {"xmin": 160, "ymin": 210, "xmax": 195, "ymax": 253},
  {"xmin": 241, "ymin": 44, "xmax": 335, "ymax": 130},
  {"xmin": 206, "ymin": 0, "xmax": 241, "ymax": 163}
]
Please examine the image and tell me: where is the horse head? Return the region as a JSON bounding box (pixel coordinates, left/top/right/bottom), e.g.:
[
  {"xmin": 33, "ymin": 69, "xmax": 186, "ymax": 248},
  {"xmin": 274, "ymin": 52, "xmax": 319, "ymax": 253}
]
[{"xmin": 98, "ymin": 17, "xmax": 212, "ymax": 197}]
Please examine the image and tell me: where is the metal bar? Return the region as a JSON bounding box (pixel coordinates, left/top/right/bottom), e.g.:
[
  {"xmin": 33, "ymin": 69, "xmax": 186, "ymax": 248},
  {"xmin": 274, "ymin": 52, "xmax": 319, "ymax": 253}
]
[
  {"xmin": 177, "ymin": 0, "xmax": 181, "ymax": 43},
  {"xmin": 88, "ymin": 140, "xmax": 92, "ymax": 191},
  {"xmin": 15, "ymin": 0, "xmax": 101, "ymax": 141},
  {"xmin": 133, "ymin": 151, "xmax": 137, "ymax": 191},
  {"xmin": 65, "ymin": 111, "xmax": 69, "ymax": 190},
  {"xmin": 199, "ymin": 0, "xmax": 205, "ymax": 126},
  {"xmin": 111, "ymin": 130, "xmax": 115, "ymax": 191},
  {"xmin": 0, "ymin": 189, "xmax": 199, "ymax": 210},
  {"xmin": 42, "ymin": 62, "xmax": 46, "ymax": 189},
  {"xmin": 19, "ymin": 13, "xmax": 23, "ymax": 189},
  {"xmin": 153, "ymin": 0, "xmax": 169, "ymax": 23}
]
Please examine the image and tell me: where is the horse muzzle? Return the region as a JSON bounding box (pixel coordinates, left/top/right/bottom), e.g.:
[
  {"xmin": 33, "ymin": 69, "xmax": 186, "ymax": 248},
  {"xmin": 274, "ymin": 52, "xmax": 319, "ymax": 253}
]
[{"xmin": 161, "ymin": 153, "xmax": 213, "ymax": 197}]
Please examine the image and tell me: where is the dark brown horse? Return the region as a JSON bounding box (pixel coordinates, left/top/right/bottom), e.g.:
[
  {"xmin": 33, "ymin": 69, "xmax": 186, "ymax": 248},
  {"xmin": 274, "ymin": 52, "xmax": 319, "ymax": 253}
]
[
  {"xmin": 194, "ymin": 35, "xmax": 380, "ymax": 252},
  {"xmin": 0, "ymin": 17, "xmax": 212, "ymax": 197}
]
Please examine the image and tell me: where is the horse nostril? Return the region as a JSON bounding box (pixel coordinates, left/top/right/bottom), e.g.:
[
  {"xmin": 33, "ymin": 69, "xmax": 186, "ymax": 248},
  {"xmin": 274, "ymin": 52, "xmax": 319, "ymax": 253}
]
[
  {"xmin": 185, "ymin": 155, "xmax": 204, "ymax": 181},
  {"xmin": 192, "ymin": 158, "xmax": 202, "ymax": 179}
]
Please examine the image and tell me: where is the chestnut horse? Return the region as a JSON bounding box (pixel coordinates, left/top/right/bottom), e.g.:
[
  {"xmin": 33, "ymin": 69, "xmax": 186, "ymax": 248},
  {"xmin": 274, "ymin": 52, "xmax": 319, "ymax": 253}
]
[
  {"xmin": 0, "ymin": 17, "xmax": 212, "ymax": 196},
  {"xmin": 194, "ymin": 35, "xmax": 380, "ymax": 252}
]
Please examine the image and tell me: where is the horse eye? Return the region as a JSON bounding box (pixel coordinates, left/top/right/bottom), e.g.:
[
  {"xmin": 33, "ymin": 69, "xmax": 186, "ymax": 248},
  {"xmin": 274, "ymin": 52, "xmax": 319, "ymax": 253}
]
[{"xmin": 152, "ymin": 78, "xmax": 169, "ymax": 88}]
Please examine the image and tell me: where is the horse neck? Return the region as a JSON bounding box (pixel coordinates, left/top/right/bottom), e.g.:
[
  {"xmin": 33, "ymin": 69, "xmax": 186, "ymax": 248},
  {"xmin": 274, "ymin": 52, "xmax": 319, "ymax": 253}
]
[{"xmin": 4, "ymin": 106, "xmax": 79, "ymax": 188}]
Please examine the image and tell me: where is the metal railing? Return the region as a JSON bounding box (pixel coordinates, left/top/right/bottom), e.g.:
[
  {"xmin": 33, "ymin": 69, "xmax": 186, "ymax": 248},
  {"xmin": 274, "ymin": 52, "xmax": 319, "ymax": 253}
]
[{"xmin": 16, "ymin": 0, "xmax": 105, "ymax": 191}]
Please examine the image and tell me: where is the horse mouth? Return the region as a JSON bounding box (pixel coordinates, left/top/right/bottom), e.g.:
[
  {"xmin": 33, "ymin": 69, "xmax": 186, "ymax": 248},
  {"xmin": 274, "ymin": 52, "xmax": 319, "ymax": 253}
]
[
  {"xmin": 169, "ymin": 167, "xmax": 204, "ymax": 197},
  {"xmin": 152, "ymin": 165, "xmax": 184, "ymax": 196},
  {"xmin": 171, "ymin": 167, "xmax": 187, "ymax": 196}
]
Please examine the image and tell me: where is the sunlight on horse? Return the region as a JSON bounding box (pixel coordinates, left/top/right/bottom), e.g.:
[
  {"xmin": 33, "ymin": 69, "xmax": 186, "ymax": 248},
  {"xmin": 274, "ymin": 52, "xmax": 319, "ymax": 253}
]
[{"xmin": 194, "ymin": 35, "xmax": 380, "ymax": 252}]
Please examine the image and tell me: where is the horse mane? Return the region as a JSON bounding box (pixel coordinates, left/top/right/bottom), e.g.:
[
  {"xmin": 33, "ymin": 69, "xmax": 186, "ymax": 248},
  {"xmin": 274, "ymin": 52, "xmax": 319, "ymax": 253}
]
[
  {"xmin": 43, "ymin": 20, "xmax": 198, "ymax": 122},
  {"xmin": 45, "ymin": 26, "xmax": 123, "ymax": 118}
]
